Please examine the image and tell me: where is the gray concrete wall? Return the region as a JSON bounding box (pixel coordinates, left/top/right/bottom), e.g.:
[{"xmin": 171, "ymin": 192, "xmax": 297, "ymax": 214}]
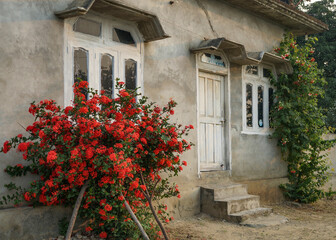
[
  {"xmin": 0, "ymin": 0, "xmax": 72, "ymax": 208},
  {"xmin": 0, "ymin": 0, "xmax": 296, "ymax": 238}
]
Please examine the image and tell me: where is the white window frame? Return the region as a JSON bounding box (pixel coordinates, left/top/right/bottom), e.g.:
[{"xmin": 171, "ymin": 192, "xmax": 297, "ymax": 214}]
[
  {"xmin": 242, "ymin": 64, "xmax": 275, "ymax": 135},
  {"xmin": 63, "ymin": 12, "xmax": 144, "ymax": 106}
]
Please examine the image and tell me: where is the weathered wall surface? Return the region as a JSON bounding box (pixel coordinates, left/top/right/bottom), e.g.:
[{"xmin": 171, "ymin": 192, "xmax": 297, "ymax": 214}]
[
  {"xmin": 0, "ymin": 0, "xmax": 307, "ymax": 238},
  {"xmin": 0, "ymin": 0, "xmax": 72, "ymax": 206}
]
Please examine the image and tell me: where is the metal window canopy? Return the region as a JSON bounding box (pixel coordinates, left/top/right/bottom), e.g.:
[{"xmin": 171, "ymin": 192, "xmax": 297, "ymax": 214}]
[
  {"xmin": 191, "ymin": 38, "xmax": 293, "ymax": 74},
  {"xmin": 54, "ymin": 0, "xmax": 170, "ymax": 42}
]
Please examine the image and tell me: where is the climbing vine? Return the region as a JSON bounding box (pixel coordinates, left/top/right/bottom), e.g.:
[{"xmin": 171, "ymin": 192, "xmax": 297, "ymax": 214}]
[{"xmin": 271, "ymin": 33, "xmax": 333, "ymax": 203}]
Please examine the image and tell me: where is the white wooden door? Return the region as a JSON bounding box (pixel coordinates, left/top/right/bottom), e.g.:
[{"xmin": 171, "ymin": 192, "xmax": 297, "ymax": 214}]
[{"xmin": 199, "ymin": 72, "xmax": 225, "ymax": 171}]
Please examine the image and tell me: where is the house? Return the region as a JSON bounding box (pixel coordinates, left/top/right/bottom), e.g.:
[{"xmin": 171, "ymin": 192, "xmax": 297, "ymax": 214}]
[{"xmin": 0, "ymin": 0, "xmax": 331, "ymax": 239}]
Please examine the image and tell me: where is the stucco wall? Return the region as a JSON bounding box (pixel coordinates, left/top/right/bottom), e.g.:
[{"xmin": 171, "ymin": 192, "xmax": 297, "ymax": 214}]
[
  {"xmin": 0, "ymin": 0, "xmax": 298, "ymax": 237},
  {"xmin": 0, "ymin": 0, "xmax": 72, "ymax": 208}
]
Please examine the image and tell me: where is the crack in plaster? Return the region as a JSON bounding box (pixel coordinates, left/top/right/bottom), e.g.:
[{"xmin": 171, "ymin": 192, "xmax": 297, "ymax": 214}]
[{"xmin": 195, "ymin": 0, "xmax": 219, "ymax": 38}]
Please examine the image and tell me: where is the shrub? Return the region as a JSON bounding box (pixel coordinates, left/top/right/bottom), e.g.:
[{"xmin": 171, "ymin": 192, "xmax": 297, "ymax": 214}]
[
  {"xmin": 0, "ymin": 80, "xmax": 193, "ymax": 239},
  {"xmin": 271, "ymin": 33, "xmax": 334, "ymax": 203}
]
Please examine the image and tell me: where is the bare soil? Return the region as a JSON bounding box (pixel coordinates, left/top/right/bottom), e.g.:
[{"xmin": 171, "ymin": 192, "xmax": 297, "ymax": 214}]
[{"xmin": 166, "ymin": 198, "xmax": 336, "ymax": 240}]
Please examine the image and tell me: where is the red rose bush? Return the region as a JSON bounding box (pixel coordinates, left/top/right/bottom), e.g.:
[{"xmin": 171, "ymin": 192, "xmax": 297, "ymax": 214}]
[{"xmin": 0, "ymin": 80, "xmax": 193, "ymax": 239}]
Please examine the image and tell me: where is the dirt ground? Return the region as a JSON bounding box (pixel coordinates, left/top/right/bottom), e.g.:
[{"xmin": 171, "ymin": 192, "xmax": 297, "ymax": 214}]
[{"xmin": 166, "ymin": 198, "xmax": 336, "ymax": 240}]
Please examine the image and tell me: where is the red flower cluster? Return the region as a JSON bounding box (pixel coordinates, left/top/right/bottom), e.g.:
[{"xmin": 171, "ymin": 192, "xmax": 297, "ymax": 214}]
[{"xmin": 0, "ymin": 80, "xmax": 193, "ymax": 239}]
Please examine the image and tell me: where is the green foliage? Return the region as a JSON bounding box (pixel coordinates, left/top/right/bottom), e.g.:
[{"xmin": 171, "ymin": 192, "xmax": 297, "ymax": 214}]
[
  {"xmin": 271, "ymin": 33, "xmax": 334, "ymax": 203},
  {"xmin": 298, "ymin": 0, "xmax": 336, "ymax": 130},
  {"xmin": 58, "ymin": 217, "xmax": 69, "ymax": 236},
  {"xmin": 324, "ymin": 185, "xmax": 336, "ymax": 200}
]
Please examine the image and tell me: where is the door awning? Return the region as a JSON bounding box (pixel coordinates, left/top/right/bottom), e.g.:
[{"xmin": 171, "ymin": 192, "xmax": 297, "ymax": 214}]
[
  {"xmin": 191, "ymin": 38, "xmax": 292, "ymax": 74},
  {"xmin": 55, "ymin": 0, "xmax": 170, "ymax": 42}
]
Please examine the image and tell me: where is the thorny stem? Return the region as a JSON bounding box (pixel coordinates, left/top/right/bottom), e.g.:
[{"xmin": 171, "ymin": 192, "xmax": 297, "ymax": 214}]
[
  {"xmin": 65, "ymin": 181, "xmax": 89, "ymax": 240},
  {"xmin": 121, "ymin": 193, "xmax": 150, "ymax": 240},
  {"xmin": 139, "ymin": 171, "xmax": 169, "ymax": 240}
]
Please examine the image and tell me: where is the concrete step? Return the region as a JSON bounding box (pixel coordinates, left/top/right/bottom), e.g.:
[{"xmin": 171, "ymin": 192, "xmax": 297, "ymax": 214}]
[
  {"xmin": 218, "ymin": 194, "xmax": 260, "ymax": 214},
  {"xmin": 228, "ymin": 207, "xmax": 272, "ymax": 223},
  {"xmin": 240, "ymin": 213, "xmax": 288, "ymax": 227},
  {"xmin": 199, "ymin": 171, "xmax": 231, "ymax": 185},
  {"xmin": 200, "ymin": 182, "xmax": 272, "ymax": 223},
  {"xmin": 213, "ymin": 183, "xmax": 248, "ymax": 199}
]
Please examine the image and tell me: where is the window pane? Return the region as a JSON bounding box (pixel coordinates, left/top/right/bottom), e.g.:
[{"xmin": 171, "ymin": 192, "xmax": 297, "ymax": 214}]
[
  {"xmin": 263, "ymin": 68, "xmax": 272, "ymax": 78},
  {"xmin": 74, "ymin": 48, "xmax": 88, "ymax": 84},
  {"xmin": 74, "ymin": 48, "xmax": 88, "ymax": 99},
  {"xmin": 246, "ymin": 84, "xmax": 253, "ymax": 127},
  {"xmin": 125, "ymin": 59, "xmax": 137, "ymax": 90},
  {"xmin": 113, "ymin": 28, "xmax": 135, "ymax": 46},
  {"xmin": 258, "ymin": 86, "xmax": 264, "ymax": 128},
  {"xmin": 269, "ymin": 88, "xmax": 274, "ymax": 127},
  {"xmin": 73, "ymin": 18, "xmax": 101, "ymax": 37},
  {"xmin": 201, "ymin": 53, "xmax": 225, "ymax": 67},
  {"xmin": 101, "ymin": 54, "xmax": 114, "ymax": 96},
  {"xmin": 246, "ymin": 65, "xmax": 258, "ymax": 75}
]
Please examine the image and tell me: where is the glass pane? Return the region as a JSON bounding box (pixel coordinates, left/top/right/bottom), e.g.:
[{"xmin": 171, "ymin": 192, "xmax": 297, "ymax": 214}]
[
  {"xmin": 113, "ymin": 28, "xmax": 136, "ymax": 46},
  {"xmin": 125, "ymin": 59, "xmax": 137, "ymax": 90},
  {"xmin": 269, "ymin": 88, "xmax": 274, "ymax": 127},
  {"xmin": 101, "ymin": 54, "xmax": 114, "ymax": 96},
  {"xmin": 74, "ymin": 48, "xmax": 88, "ymax": 84},
  {"xmin": 246, "ymin": 65, "xmax": 258, "ymax": 75},
  {"xmin": 246, "ymin": 84, "xmax": 253, "ymax": 127},
  {"xmin": 258, "ymin": 86, "xmax": 264, "ymax": 128},
  {"xmin": 201, "ymin": 53, "xmax": 225, "ymax": 67},
  {"xmin": 74, "ymin": 48, "xmax": 88, "ymax": 99},
  {"xmin": 263, "ymin": 68, "xmax": 272, "ymax": 78},
  {"xmin": 73, "ymin": 18, "xmax": 101, "ymax": 37}
]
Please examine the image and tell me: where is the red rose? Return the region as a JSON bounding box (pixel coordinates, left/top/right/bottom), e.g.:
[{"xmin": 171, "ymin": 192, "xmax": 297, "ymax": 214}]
[
  {"xmin": 104, "ymin": 204, "xmax": 112, "ymax": 211},
  {"xmin": 99, "ymin": 232, "xmax": 107, "ymax": 239},
  {"xmin": 2, "ymin": 141, "xmax": 11, "ymax": 153},
  {"xmin": 47, "ymin": 150, "xmax": 57, "ymax": 163},
  {"xmin": 16, "ymin": 164, "xmax": 23, "ymax": 168}
]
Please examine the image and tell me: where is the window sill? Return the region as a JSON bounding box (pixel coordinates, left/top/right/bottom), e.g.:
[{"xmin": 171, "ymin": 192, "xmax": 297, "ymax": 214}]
[{"xmin": 240, "ymin": 130, "xmax": 273, "ymax": 136}]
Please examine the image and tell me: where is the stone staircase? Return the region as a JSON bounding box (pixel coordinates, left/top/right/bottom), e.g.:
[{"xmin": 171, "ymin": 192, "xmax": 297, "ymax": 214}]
[{"xmin": 200, "ymin": 171, "xmax": 272, "ymax": 223}]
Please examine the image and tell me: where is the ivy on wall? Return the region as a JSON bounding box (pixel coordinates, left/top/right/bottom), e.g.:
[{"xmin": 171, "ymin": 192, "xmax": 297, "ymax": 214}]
[{"xmin": 271, "ymin": 33, "xmax": 334, "ymax": 203}]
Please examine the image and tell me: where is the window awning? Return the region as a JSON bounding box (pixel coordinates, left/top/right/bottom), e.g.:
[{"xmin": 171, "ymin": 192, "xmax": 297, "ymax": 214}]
[
  {"xmin": 55, "ymin": 0, "xmax": 170, "ymax": 42},
  {"xmin": 191, "ymin": 38, "xmax": 293, "ymax": 74}
]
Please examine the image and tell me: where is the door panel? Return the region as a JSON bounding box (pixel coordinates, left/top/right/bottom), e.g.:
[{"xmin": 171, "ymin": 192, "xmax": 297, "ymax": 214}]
[{"xmin": 199, "ymin": 72, "xmax": 225, "ymax": 171}]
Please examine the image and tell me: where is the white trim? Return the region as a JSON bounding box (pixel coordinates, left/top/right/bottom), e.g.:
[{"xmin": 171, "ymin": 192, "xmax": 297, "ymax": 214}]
[{"xmin": 63, "ymin": 12, "xmax": 144, "ymax": 106}]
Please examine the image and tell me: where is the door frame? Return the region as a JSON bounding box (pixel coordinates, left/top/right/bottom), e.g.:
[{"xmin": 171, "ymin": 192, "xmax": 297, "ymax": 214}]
[{"xmin": 195, "ymin": 50, "xmax": 232, "ymax": 173}]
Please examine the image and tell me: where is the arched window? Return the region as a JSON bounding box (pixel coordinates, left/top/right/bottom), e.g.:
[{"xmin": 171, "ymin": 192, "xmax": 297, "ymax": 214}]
[{"xmin": 64, "ymin": 14, "xmax": 143, "ymax": 105}]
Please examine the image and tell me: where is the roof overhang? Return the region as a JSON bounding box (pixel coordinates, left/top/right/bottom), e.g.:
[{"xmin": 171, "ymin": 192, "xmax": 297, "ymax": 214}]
[
  {"xmin": 191, "ymin": 38, "xmax": 293, "ymax": 74},
  {"xmin": 220, "ymin": 0, "xmax": 328, "ymax": 35},
  {"xmin": 55, "ymin": 0, "xmax": 170, "ymax": 42}
]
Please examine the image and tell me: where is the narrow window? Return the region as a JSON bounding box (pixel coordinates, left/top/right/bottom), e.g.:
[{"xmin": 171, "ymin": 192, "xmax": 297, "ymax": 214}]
[
  {"xmin": 74, "ymin": 48, "xmax": 88, "ymax": 84},
  {"xmin": 269, "ymin": 88, "xmax": 274, "ymax": 127},
  {"xmin": 263, "ymin": 68, "xmax": 272, "ymax": 78},
  {"xmin": 246, "ymin": 84, "xmax": 253, "ymax": 127},
  {"xmin": 246, "ymin": 65, "xmax": 258, "ymax": 75},
  {"xmin": 258, "ymin": 86, "xmax": 264, "ymax": 128},
  {"xmin": 73, "ymin": 18, "xmax": 101, "ymax": 37},
  {"xmin": 101, "ymin": 54, "xmax": 114, "ymax": 96},
  {"xmin": 125, "ymin": 59, "xmax": 137, "ymax": 90},
  {"xmin": 113, "ymin": 28, "xmax": 136, "ymax": 46}
]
